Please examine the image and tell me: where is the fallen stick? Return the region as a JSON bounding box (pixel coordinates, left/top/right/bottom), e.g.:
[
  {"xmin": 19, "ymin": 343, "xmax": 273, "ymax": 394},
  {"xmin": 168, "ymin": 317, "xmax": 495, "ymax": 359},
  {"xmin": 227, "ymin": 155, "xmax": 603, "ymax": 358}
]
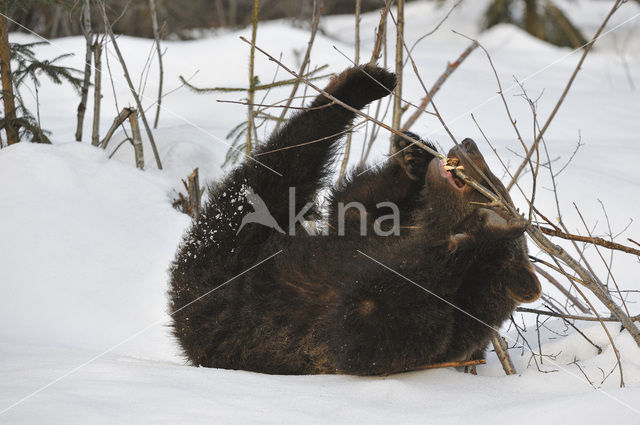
[{"xmin": 382, "ymin": 359, "xmax": 486, "ymax": 376}]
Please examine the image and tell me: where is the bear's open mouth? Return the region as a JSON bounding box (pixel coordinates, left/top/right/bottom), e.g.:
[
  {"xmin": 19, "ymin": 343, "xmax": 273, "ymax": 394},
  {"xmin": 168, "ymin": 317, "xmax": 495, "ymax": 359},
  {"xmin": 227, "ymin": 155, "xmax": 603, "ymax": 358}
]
[{"xmin": 443, "ymin": 156, "xmax": 466, "ymax": 189}]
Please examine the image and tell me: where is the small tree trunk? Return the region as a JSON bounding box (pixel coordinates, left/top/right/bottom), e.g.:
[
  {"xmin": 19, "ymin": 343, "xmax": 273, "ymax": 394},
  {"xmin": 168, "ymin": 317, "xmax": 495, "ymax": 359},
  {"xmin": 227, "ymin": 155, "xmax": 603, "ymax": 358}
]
[
  {"xmin": 187, "ymin": 168, "xmax": 202, "ymax": 218},
  {"xmin": 214, "ymin": 0, "xmax": 227, "ymax": 27},
  {"xmin": 524, "ymin": 0, "xmax": 543, "ymax": 40},
  {"xmin": 491, "ymin": 333, "xmax": 517, "ymax": 375},
  {"xmin": 0, "ymin": 2, "xmax": 19, "ymax": 145},
  {"xmin": 102, "ymin": 3, "xmax": 162, "ymax": 169},
  {"xmin": 91, "ymin": 40, "xmax": 102, "ymax": 146},
  {"xmin": 128, "ymin": 111, "xmax": 144, "ymax": 170},
  {"xmin": 337, "ymin": 0, "xmax": 360, "ymax": 186},
  {"xmin": 228, "ymin": 0, "xmax": 237, "ymax": 27},
  {"xmin": 246, "ymin": 0, "xmax": 259, "ymax": 156},
  {"xmin": 100, "ymin": 107, "xmax": 135, "ymax": 150},
  {"xmin": 75, "ymin": 0, "xmax": 93, "ymax": 142},
  {"xmin": 391, "ymin": 0, "xmax": 404, "ymax": 151},
  {"xmin": 149, "ymin": 0, "xmax": 164, "ymax": 128}
]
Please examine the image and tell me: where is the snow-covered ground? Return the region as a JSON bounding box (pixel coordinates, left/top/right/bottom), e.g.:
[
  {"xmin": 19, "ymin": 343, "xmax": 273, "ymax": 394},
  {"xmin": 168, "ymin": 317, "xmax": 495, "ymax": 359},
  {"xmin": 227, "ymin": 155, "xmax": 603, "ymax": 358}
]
[{"xmin": 1, "ymin": 0, "xmax": 640, "ymax": 423}]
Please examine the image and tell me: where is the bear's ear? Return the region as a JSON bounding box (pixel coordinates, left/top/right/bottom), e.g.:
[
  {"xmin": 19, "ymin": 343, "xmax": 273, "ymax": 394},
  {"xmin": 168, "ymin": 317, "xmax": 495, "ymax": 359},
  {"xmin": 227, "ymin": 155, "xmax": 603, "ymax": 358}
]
[{"xmin": 505, "ymin": 264, "xmax": 542, "ymax": 303}]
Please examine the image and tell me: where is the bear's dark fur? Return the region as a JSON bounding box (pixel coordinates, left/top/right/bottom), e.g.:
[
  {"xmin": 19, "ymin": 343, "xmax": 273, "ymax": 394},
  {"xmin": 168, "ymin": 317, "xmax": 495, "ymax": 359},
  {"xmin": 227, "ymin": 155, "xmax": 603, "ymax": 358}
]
[{"xmin": 168, "ymin": 64, "xmax": 541, "ymax": 375}]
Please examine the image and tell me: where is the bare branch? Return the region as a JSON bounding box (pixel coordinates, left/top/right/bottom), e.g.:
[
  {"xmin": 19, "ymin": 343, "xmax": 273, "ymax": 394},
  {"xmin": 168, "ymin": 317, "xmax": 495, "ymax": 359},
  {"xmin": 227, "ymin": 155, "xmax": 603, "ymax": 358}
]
[
  {"xmin": 517, "ymin": 307, "xmax": 640, "ymax": 323},
  {"xmin": 75, "ymin": 0, "xmax": 93, "ymax": 142},
  {"xmin": 391, "ymin": 0, "xmax": 405, "ymax": 140},
  {"xmin": 508, "ymin": 0, "xmax": 625, "ymax": 190},
  {"xmin": 100, "ymin": 107, "xmax": 135, "ymax": 149},
  {"xmin": 91, "ymin": 40, "xmax": 102, "ymax": 146},
  {"xmin": 148, "ymin": 0, "xmax": 164, "ymax": 128},
  {"xmin": 538, "ymin": 225, "xmax": 640, "ymax": 256},
  {"xmin": 368, "ymin": 0, "xmax": 392, "ymax": 64},
  {"xmin": 388, "ymin": 8, "xmax": 457, "ymax": 146},
  {"xmin": 402, "ymin": 41, "xmax": 478, "ymax": 131},
  {"xmin": 337, "ymin": 0, "xmax": 360, "ymax": 186},
  {"xmin": 239, "ymin": 36, "xmax": 443, "ymax": 160},
  {"xmin": 491, "ymin": 333, "xmax": 517, "ymax": 375},
  {"xmin": 272, "ymin": 2, "xmax": 321, "ymax": 135},
  {"xmin": 246, "ymin": 0, "xmax": 259, "ymax": 156},
  {"xmin": 102, "ymin": 4, "xmax": 163, "ymax": 169},
  {"xmin": 533, "ymin": 264, "xmax": 589, "ymax": 313},
  {"xmin": 406, "ymin": 0, "xmax": 463, "ymax": 57}
]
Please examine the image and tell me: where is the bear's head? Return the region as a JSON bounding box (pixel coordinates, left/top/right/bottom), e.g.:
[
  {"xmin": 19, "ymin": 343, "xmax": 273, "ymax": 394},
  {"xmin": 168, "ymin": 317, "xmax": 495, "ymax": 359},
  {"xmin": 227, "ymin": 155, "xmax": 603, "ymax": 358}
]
[{"xmin": 423, "ymin": 138, "xmax": 541, "ymax": 303}]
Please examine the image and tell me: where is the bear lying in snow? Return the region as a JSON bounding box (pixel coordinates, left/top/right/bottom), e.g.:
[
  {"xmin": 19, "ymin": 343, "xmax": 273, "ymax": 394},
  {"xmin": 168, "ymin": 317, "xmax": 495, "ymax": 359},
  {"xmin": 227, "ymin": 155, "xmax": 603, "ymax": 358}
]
[{"xmin": 168, "ymin": 64, "xmax": 541, "ymax": 375}]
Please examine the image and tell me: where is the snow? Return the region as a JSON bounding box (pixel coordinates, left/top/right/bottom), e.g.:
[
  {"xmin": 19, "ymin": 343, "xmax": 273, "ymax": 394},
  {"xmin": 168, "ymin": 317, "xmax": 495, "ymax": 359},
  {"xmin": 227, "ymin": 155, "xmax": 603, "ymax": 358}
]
[{"xmin": 1, "ymin": 0, "xmax": 640, "ymax": 423}]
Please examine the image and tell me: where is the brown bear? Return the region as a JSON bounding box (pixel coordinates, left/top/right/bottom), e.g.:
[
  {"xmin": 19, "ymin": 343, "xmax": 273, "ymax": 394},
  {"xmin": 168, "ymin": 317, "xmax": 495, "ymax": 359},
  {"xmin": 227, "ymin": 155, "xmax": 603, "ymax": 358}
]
[{"xmin": 168, "ymin": 64, "xmax": 541, "ymax": 375}]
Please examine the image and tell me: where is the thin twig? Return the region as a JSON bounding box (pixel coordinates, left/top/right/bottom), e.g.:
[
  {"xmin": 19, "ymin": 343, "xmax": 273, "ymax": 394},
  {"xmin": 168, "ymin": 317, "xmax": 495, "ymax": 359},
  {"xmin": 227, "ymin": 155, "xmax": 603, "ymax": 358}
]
[
  {"xmin": 149, "ymin": 0, "xmax": 164, "ymax": 128},
  {"xmin": 272, "ymin": 2, "xmax": 321, "ymax": 136},
  {"xmin": 573, "ymin": 203, "xmax": 631, "ymax": 317},
  {"xmin": 100, "ymin": 107, "xmax": 135, "ymax": 149},
  {"xmin": 406, "ymin": 0, "xmax": 463, "ymax": 57},
  {"xmin": 255, "ymin": 120, "xmax": 366, "ymax": 157},
  {"xmin": 391, "ymin": 0, "xmax": 404, "ymax": 143},
  {"xmin": 91, "ymin": 39, "xmax": 102, "ymax": 146},
  {"xmin": 217, "ymin": 98, "xmax": 334, "ymax": 110},
  {"xmin": 180, "ymin": 68, "xmax": 329, "ymax": 94},
  {"xmin": 337, "ymin": 0, "xmax": 360, "ymax": 186},
  {"xmin": 75, "ymin": 0, "xmax": 93, "ymax": 142},
  {"xmin": 102, "ymin": 4, "xmax": 163, "ymax": 169},
  {"xmin": 517, "ymin": 307, "xmax": 640, "ymax": 323},
  {"xmin": 564, "ymin": 272, "xmax": 625, "ymax": 387},
  {"xmin": 388, "ymin": 8, "xmax": 457, "ymax": 146},
  {"xmin": 508, "ymin": 0, "xmax": 625, "ymax": 190},
  {"xmin": 534, "ymin": 264, "xmax": 590, "ymax": 314},
  {"xmin": 402, "ymin": 41, "xmax": 478, "ymax": 131},
  {"xmin": 491, "ymin": 333, "xmax": 517, "ymax": 375},
  {"xmin": 246, "ymin": 0, "xmax": 259, "ymax": 156},
  {"xmin": 240, "ymin": 36, "xmax": 443, "ymax": 160},
  {"xmin": 538, "ymin": 225, "xmax": 640, "ymax": 256},
  {"xmin": 369, "ymin": 0, "xmax": 392, "ymax": 65}
]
